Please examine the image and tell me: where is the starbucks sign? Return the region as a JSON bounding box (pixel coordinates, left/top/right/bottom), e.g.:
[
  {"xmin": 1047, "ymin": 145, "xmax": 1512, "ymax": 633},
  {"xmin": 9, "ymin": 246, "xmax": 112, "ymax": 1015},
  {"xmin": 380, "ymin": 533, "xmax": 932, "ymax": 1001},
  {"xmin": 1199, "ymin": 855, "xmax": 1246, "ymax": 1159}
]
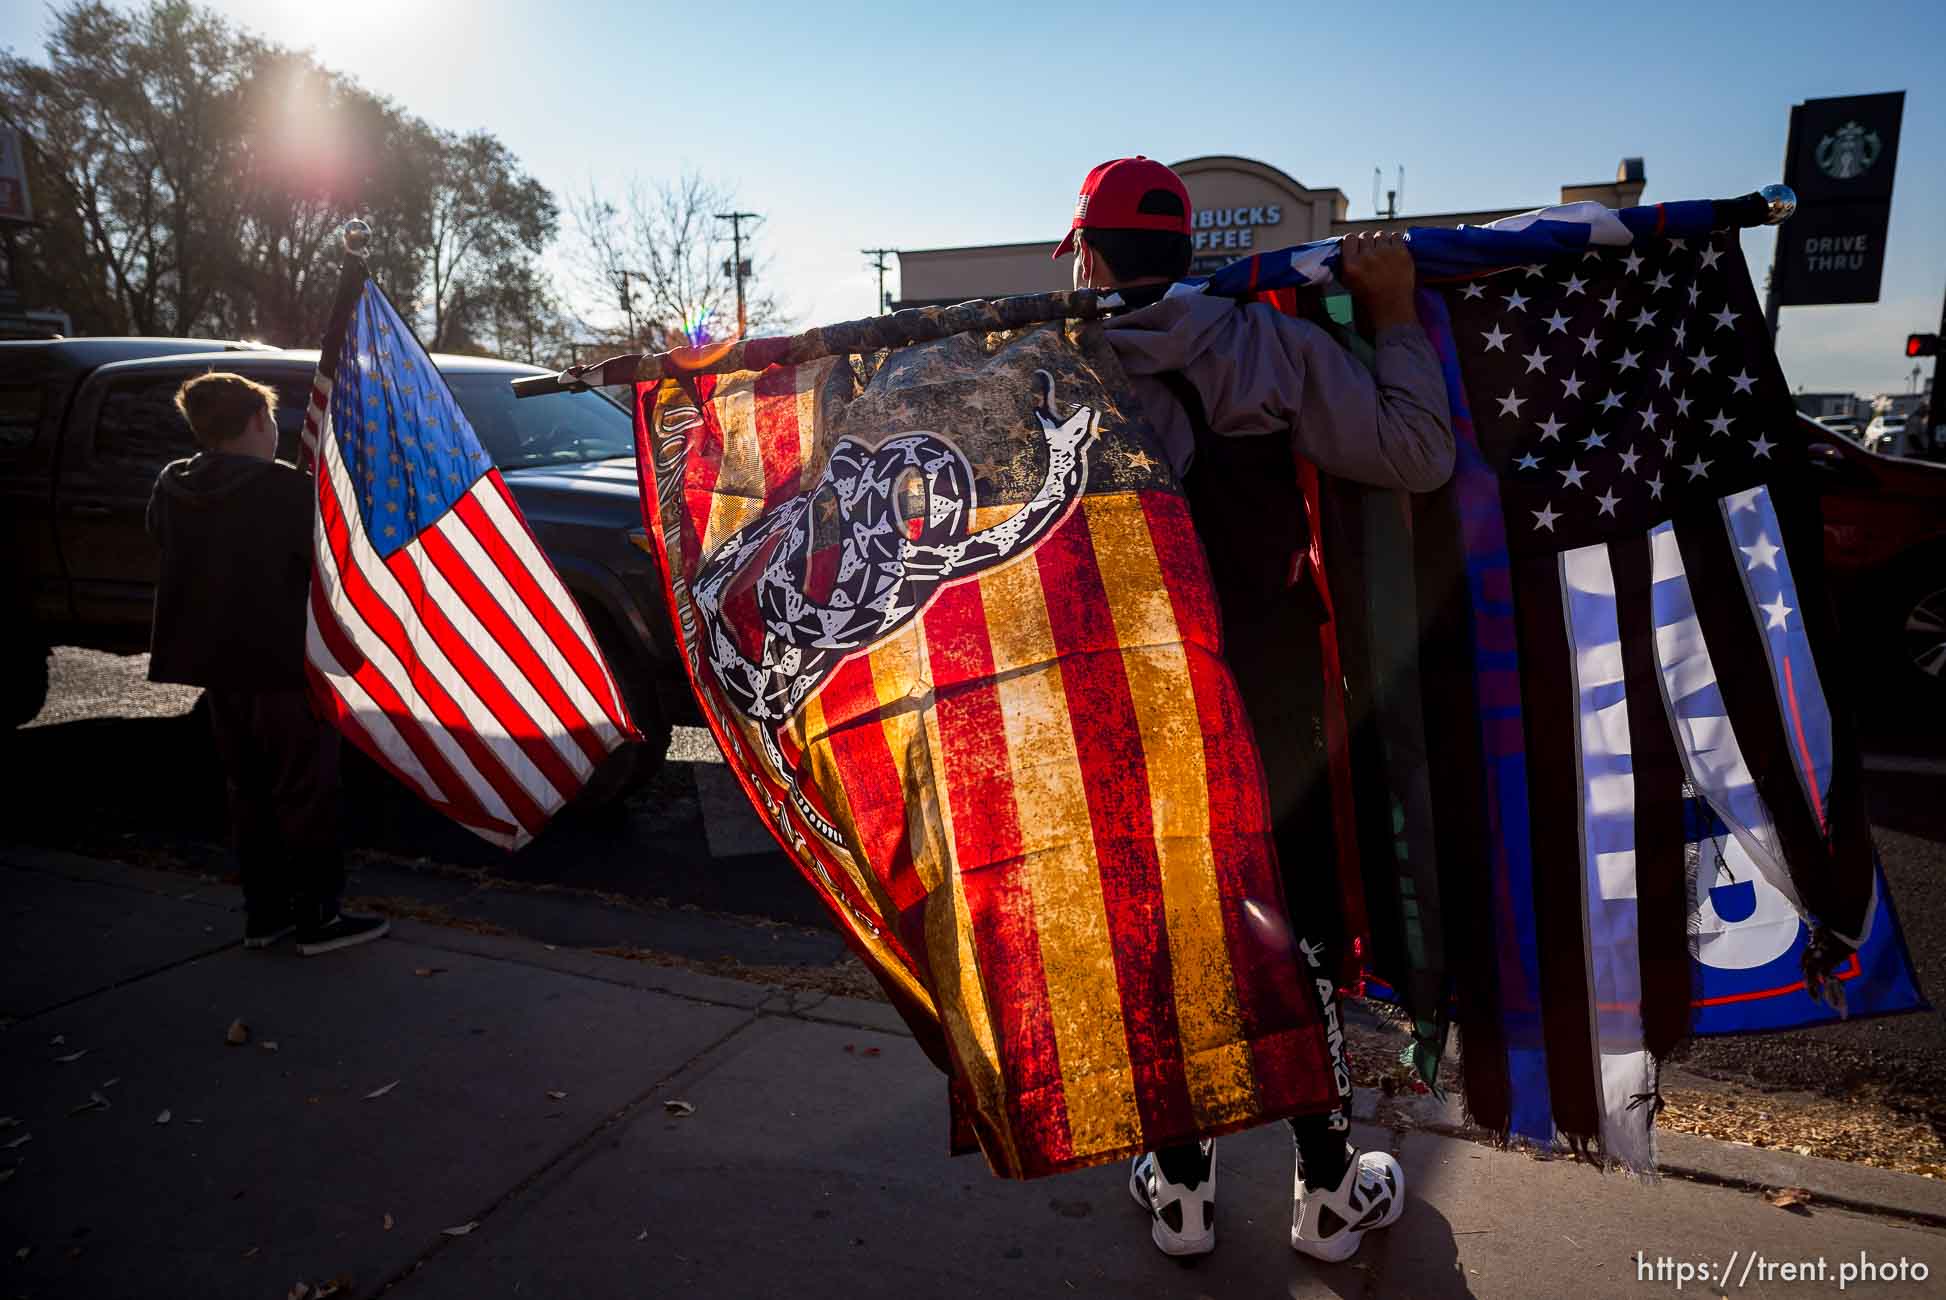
[
  {"xmin": 1774, "ymin": 91, "xmax": 1904, "ymax": 307},
  {"xmin": 1815, "ymin": 121, "xmax": 1882, "ymax": 181}
]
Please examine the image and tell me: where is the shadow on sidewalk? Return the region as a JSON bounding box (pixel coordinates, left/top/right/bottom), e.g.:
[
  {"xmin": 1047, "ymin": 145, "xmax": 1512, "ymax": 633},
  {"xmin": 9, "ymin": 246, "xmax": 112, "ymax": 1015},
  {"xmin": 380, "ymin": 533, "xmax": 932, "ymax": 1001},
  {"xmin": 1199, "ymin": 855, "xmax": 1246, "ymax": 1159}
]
[
  {"xmin": 1380, "ymin": 1199, "xmax": 1476, "ymax": 1299},
  {"xmin": 0, "ymin": 703, "xmax": 831, "ymax": 929}
]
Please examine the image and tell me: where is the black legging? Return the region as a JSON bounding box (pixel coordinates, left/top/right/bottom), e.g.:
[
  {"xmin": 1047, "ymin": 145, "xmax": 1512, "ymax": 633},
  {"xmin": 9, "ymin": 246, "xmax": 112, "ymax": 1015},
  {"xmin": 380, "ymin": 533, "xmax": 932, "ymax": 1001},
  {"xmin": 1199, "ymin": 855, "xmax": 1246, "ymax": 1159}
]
[
  {"xmin": 1156, "ymin": 421, "xmax": 1353, "ymax": 1193},
  {"xmin": 205, "ymin": 688, "xmax": 345, "ymax": 923}
]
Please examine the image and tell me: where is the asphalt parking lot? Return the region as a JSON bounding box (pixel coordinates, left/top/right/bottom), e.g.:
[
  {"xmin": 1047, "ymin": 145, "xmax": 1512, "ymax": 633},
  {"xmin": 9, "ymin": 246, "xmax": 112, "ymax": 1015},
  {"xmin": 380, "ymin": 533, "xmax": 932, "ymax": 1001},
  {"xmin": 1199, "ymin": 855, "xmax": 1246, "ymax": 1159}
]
[{"xmin": 8, "ymin": 646, "xmax": 1944, "ymax": 1121}]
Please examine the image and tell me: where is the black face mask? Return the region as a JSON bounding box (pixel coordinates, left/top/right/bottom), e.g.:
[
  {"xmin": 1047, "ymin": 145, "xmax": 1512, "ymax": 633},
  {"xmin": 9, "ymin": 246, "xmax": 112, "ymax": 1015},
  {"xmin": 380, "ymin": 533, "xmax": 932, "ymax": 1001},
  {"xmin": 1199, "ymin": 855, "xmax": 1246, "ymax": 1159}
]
[{"xmin": 1108, "ymin": 283, "xmax": 1172, "ymax": 312}]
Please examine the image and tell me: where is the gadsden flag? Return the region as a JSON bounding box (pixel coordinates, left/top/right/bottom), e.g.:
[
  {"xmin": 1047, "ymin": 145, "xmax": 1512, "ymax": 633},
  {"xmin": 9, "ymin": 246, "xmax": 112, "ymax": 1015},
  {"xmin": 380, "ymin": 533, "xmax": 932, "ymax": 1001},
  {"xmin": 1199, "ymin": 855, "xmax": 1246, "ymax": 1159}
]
[{"xmin": 633, "ymin": 319, "xmax": 1336, "ymax": 1177}]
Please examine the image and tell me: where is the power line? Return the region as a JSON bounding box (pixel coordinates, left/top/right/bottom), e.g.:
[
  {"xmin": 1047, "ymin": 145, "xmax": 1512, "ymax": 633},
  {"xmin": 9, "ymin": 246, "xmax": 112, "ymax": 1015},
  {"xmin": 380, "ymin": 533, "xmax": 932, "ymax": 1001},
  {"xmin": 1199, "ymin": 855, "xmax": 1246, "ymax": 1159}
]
[{"xmin": 861, "ymin": 248, "xmax": 897, "ymax": 314}]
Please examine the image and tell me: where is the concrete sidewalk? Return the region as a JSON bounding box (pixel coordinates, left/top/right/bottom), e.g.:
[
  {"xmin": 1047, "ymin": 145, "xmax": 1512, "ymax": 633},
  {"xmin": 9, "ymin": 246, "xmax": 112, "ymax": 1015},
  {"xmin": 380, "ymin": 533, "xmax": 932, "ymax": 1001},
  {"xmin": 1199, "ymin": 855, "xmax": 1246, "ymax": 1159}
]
[{"xmin": 2, "ymin": 848, "xmax": 1942, "ymax": 1300}]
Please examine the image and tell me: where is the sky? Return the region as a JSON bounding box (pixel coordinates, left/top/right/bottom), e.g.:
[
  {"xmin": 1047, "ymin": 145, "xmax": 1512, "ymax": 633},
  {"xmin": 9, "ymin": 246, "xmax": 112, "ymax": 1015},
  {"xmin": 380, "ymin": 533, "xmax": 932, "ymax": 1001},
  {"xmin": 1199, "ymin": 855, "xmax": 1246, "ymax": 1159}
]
[{"xmin": 4, "ymin": 0, "xmax": 1943, "ymax": 396}]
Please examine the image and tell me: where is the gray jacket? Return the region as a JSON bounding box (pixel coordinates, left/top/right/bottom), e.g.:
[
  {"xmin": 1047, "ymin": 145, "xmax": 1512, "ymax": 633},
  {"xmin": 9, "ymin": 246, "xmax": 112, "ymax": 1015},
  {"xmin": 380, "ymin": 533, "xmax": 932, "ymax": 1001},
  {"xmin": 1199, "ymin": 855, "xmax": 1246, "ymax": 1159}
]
[{"xmin": 1102, "ymin": 293, "xmax": 1456, "ymax": 492}]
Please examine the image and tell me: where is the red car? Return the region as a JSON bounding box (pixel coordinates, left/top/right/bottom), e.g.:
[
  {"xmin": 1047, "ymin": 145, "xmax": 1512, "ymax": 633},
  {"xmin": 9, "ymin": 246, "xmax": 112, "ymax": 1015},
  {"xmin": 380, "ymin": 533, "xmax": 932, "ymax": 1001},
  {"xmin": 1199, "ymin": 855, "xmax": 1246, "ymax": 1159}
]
[{"xmin": 1801, "ymin": 413, "xmax": 1946, "ymax": 711}]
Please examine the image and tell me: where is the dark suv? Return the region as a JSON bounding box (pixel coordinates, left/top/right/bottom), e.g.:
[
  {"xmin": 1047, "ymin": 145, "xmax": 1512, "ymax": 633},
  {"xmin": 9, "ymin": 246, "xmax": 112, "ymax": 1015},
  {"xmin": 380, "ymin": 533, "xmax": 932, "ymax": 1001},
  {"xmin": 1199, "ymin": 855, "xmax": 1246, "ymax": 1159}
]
[
  {"xmin": 1801, "ymin": 412, "xmax": 1946, "ymax": 712},
  {"xmin": 1, "ymin": 339, "xmax": 682, "ymax": 784}
]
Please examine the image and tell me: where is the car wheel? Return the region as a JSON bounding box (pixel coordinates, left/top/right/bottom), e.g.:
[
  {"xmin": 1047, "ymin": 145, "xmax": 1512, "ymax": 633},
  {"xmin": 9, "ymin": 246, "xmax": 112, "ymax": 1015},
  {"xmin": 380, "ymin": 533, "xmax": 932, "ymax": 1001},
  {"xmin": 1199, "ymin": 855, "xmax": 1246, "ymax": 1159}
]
[
  {"xmin": 1897, "ymin": 575, "xmax": 1946, "ymax": 707},
  {"xmin": 569, "ymin": 602, "xmax": 673, "ymax": 811},
  {"xmin": 3, "ymin": 635, "xmax": 50, "ymax": 730}
]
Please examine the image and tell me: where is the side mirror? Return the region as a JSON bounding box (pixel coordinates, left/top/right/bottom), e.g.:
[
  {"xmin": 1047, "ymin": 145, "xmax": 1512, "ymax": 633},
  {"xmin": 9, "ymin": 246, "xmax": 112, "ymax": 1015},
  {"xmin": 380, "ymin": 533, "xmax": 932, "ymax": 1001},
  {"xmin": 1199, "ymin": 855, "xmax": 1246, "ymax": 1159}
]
[{"xmin": 1805, "ymin": 440, "xmax": 1873, "ymax": 491}]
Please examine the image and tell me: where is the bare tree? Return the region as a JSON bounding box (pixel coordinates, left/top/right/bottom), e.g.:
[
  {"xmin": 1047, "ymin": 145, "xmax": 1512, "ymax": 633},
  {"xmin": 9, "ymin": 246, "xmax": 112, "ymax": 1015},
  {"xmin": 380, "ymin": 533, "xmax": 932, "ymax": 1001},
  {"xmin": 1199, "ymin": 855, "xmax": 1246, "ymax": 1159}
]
[
  {"xmin": 566, "ymin": 171, "xmax": 783, "ymax": 351},
  {"xmin": 482, "ymin": 260, "xmax": 573, "ymax": 369},
  {"xmin": 424, "ymin": 129, "xmax": 556, "ymax": 351}
]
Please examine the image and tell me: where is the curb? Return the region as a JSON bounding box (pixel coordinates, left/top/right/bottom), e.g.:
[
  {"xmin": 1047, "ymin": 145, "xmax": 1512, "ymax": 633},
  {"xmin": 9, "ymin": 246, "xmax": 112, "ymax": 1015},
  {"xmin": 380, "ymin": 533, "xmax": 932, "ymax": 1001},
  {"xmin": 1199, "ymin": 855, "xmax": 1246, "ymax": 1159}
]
[{"xmin": 1395, "ymin": 1091, "xmax": 1946, "ymax": 1228}]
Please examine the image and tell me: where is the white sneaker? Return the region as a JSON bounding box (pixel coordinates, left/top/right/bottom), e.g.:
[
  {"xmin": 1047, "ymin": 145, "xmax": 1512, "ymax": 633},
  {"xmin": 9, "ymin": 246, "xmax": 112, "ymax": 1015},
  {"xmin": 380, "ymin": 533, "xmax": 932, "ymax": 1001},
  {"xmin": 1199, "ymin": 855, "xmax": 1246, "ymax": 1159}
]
[
  {"xmin": 1128, "ymin": 1140, "xmax": 1216, "ymax": 1257},
  {"xmin": 1291, "ymin": 1146, "xmax": 1404, "ymax": 1262}
]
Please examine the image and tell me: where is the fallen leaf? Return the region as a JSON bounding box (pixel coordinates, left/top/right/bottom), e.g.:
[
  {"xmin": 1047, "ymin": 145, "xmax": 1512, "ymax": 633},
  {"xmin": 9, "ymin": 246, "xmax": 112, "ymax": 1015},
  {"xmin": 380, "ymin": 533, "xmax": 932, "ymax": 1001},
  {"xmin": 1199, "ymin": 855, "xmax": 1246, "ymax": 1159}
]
[
  {"xmin": 634, "ymin": 1229, "xmax": 648, "ymax": 1241},
  {"xmin": 862, "ymin": 1047, "xmax": 881, "ymax": 1058},
  {"xmin": 364, "ymin": 1080, "xmax": 400, "ymax": 1100},
  {"xmin": 49, "ymin": 1035, "xmax": 64, "ymax": 1047},
  {"xmin": 441, "ymin": 1221, "xmax": 478, "ymax": 1237},
  {"xmin": 261, "ymin": 1041, "xmax": 279, "ymax": 1053},
  {"xmin": 1765, "ymin": 1186, "xmax": 1812, "ymax": 1209},
  {"xmin": 16, "ymin": 1246, "xmax": 30, "ymax": 1261},
  {"xmin": 68, "ymin": 1093, "xmax": 110, "ymax": 1116},
  {"xmin": 413, "ymin": 968, "xmax": 447, "ymax": 978},
  {"xmin": 54, "ymin": 1050, "xmax": 88, "ymax": 1064},
  {"xmin": 226, "ymin": 1019, "xmax": 250, "ymax": 1046},
  {"xmin": 287, "ymin": 1283, "xmax": 310, "ymax": 1300},
  {"xmin": 156, "ymin": 1110, "xmax": 172, "ymax": 1125},
  {"xmin": 242, "ymin": 1246, "xmax": 259, "ymax": 1259},
  {"xmin": 187, "ymin": 1118, "xmax": 204, "ymax": 1125},
  {"xmin": 100, "ymin": 1078, "xmax": 119, "ymax": 1089},
  {"xmin": 545, "ymin": 1090, "xmax": 567, "ymax": 1101},
  {"xmin": 4, "ymin": 1134, "xmax": 31, "ymax": 1150},
  {"xmin": 663, "ymin": 1100, "xmax": 695, "ymax": 1117},
  {"xmin": 0, "ymin": 1117, "xmax": 15, "ymax": 1129},
  {"xmin": 383, "ymin": 1213, "xmax": 394, "ymax": 1231}
]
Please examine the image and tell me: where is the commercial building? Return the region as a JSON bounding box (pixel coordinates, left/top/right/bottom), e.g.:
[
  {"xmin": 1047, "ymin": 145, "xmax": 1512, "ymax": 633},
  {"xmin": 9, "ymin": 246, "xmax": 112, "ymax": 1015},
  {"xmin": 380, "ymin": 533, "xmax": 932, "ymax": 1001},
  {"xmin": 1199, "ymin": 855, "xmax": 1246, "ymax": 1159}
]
[
  {"xmin": 1794, "ymin": 391, "xmax": 1867, "ymax": 423},
  {"xmin": 892, "ymin": 155, "xmax": 1647, "ymax": 309}
]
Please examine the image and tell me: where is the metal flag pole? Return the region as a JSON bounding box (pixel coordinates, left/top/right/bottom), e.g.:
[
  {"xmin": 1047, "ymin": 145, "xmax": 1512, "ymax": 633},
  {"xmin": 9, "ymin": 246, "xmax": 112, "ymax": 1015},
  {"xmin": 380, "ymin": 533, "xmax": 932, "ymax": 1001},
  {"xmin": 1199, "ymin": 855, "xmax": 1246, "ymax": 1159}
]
[
  {"xmin": 297, "ymin": 220, "xmax": 373, "ymax": 469},
  {"xmin": 316, "ymin": 221, "xmax": 373, "ymax": 388}
]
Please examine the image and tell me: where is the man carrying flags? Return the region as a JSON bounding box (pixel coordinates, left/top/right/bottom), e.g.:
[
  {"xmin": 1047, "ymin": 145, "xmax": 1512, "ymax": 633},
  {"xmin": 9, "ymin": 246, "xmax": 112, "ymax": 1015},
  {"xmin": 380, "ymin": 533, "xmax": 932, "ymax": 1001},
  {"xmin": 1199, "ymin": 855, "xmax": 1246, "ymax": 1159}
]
[
  {"xmin": 610, "ymin": 157, "xmax": 1925, "ymax": 1269},
  {"xmin": 1060, "ymin": 156, "xmax": 1456, "ymax": 1262}
]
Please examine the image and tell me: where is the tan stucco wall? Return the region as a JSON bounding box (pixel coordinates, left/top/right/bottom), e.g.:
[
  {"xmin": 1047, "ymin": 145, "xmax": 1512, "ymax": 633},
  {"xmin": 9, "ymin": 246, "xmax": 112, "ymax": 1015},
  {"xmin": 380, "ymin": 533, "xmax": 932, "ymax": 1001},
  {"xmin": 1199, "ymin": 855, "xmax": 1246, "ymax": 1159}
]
[
  {"xmin": 895, "ymin": 241, "xmax": 1063, "ymax": 304},
  {"xmin": 893, "ymin": 156, "xmax": 1645, "ymax": 305}
]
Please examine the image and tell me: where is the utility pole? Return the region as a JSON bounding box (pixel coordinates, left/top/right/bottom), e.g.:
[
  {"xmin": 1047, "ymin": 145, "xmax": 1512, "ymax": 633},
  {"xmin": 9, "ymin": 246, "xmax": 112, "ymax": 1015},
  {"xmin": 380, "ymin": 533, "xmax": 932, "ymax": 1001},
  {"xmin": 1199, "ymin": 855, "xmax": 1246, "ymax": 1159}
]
[
  {"xmin": 715, "ymin": 210, "xmax": 759, "ymax": 336},
  {"xmin": 861, "ymin": 248, "xmax": 897, "ymax": 314},
  {"xmin": 616, "ymin": 268, "xmax": 649, "ymax": 347},
  {"xmin": 1371, "ymin": 165, "xmax": 1403, "ymax": 221}
]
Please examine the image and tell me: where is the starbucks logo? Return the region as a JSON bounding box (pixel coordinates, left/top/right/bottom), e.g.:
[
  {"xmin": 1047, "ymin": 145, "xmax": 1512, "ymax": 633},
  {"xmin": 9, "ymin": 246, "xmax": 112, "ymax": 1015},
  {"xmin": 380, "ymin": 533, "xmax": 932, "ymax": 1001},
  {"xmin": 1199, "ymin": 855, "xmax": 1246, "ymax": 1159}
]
[{"xmin": 1815, "ymin": 121, "xmax": 1881, "ymax": 180}]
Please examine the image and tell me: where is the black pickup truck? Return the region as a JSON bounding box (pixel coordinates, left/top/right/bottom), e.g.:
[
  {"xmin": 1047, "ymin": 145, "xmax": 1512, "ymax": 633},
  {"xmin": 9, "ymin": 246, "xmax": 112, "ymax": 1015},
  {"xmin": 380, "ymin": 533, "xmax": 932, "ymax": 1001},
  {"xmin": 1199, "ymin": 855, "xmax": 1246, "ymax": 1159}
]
[{"xmin": 0, "ymin": 338, "xmax": 684, "ymax": 787}]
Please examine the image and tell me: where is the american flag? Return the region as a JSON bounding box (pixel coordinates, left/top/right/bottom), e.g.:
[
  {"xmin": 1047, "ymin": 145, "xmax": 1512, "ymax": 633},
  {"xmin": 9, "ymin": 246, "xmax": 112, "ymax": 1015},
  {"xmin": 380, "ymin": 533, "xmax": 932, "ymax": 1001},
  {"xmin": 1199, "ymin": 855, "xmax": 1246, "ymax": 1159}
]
[
  {"xmin": 1429, "ymin": 228, "xmax": 1880, "ymax": 1167},
  {"xmin": 634, "ymin": 332, "xmax": 1338, "ymax": 1179},
  {"xmin": 301, "ymin": 277, "xmax": 637, "ymax": 849},
  {"xmin": 1187, "ymin": 201, "xmax": 1917, "ymax": 1172}
]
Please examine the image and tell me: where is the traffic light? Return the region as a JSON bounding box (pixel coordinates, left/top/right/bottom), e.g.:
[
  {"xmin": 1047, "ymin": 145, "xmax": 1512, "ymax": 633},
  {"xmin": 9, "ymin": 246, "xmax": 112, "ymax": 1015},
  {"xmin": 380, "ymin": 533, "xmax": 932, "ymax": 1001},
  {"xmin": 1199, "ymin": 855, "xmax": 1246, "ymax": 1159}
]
[{"xmin": 1908, "ymin": 333, "xmax": 1940, "ymax": 358}]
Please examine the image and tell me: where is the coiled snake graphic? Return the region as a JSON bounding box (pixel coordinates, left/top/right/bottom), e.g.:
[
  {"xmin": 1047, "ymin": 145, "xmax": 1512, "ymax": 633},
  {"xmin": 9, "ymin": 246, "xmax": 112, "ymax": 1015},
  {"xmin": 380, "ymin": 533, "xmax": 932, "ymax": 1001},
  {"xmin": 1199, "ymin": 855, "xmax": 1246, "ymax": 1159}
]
[{"xmin": 690, "ymin": 369, "xmax": 1098, "ymax": 850}]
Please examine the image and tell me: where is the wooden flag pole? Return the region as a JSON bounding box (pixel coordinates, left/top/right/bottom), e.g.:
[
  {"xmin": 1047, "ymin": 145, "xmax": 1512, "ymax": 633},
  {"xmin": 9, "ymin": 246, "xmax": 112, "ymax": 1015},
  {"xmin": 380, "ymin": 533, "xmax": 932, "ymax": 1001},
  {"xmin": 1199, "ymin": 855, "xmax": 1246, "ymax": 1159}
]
[
  {"xmin": 511, "ymin": 186, "xmax": 1799, "ymax": 401},
  {"xmin": 510, "ymin": 289, "xmax": 1115, "ymax": 398}
]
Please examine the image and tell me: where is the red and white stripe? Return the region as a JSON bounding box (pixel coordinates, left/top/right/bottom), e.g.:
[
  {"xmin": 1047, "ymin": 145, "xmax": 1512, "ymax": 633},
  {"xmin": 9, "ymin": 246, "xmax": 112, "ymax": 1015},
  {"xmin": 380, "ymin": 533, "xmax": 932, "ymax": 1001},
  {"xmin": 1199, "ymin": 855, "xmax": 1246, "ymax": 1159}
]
[{"xmin": 301, "ymin": 369, "xmax": 635, "ymax": 849}]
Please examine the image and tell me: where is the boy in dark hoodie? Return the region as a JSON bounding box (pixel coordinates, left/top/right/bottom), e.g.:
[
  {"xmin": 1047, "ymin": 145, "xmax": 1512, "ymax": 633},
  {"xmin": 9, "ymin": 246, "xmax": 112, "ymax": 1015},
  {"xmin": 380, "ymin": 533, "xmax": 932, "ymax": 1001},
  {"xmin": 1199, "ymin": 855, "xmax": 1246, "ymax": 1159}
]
[
  {"xmin": 148, "ymin": 372, "xmax": 387, "ymax": 957},
  {"xmin": 1057, "ymin": 158, "xmax": 1455, "ymax": 1264}
]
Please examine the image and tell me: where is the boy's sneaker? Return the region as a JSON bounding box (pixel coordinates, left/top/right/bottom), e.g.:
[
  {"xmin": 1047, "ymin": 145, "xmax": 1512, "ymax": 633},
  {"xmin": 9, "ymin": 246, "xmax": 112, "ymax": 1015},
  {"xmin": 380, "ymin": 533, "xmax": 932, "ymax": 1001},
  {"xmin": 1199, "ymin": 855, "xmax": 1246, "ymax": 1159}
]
[
  {"xmin": 1291, "ymin": 1146, "xmax": 1405, "ymax": 1263},
  {"xmin": 243, "ymin": 908, "xmax": 296, "ymax": 950},
  {"xmin": 296, "ymin": 911, "xmax": 390, "ymax": 956},
  {"xmin": 1128, "ymin": 1140, "xmax": 1216, "ymax": 1258}
]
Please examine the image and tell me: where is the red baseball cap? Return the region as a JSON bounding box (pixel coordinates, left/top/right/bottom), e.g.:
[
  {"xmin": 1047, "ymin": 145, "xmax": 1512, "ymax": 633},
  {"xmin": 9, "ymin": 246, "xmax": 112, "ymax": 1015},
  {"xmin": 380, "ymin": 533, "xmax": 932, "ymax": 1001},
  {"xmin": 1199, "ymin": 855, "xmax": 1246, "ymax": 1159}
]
[{"xmin": 1053, "ymin": 156, "xmax": 1192, "ymax": 259}]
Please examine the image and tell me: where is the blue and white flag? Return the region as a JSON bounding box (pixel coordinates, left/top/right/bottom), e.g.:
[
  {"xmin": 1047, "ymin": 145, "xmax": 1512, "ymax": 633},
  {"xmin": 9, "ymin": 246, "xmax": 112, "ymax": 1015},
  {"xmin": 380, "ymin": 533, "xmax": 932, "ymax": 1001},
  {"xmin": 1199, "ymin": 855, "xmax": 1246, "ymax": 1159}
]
[{"xmin": 1189, "ymin": 198, "xmax": 1925, "ymax": 1169}]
